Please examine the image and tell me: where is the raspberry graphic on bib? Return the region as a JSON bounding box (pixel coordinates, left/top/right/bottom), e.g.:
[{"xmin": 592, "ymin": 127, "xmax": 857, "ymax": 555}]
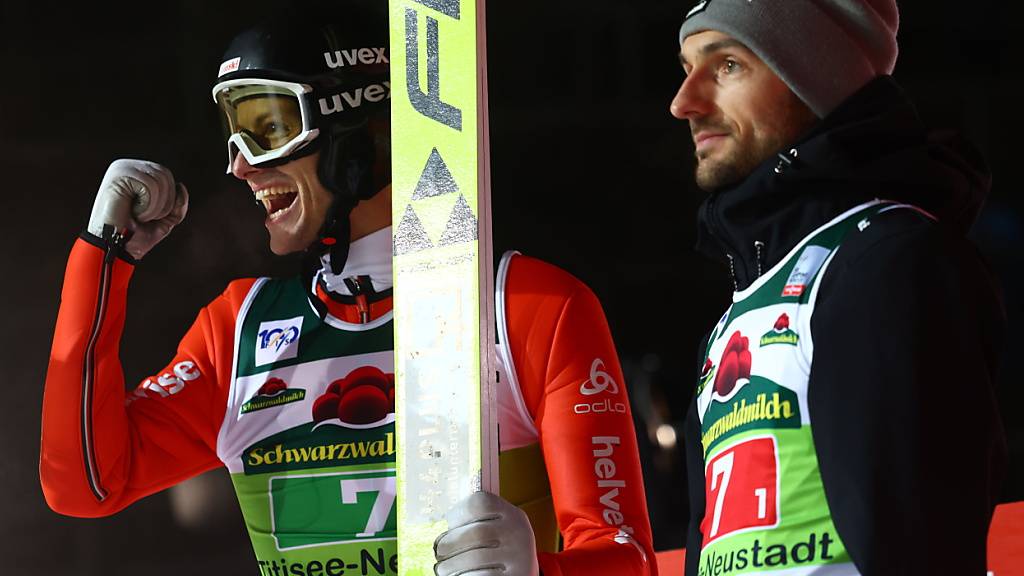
[
  {"xmin": 774, "ymin": 313, "xmax": 790, "ymax": 331},
  {"xmin": 312, "ymin": 366, "xmax": 396, "ymax": 426},
  {"xmin": 257, "ymin": 377, "xmax": 287, "ymax": 396},
  {"xmin": 714, "ymin": 331, "xmax": 751, "ymax": 396}
]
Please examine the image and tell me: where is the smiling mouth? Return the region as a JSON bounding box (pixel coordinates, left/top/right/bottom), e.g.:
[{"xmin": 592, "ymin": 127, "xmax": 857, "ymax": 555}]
[
  {"xmin": 254, "ymin": 186, "xmax": 298, "ymax": 217},
  {"xmin": 695, "ymin": 134, "xmax": 729, "ymax": 157},
  {"xmin": 696, "ymin": 133, "xmax": 727, "ymax": 145}
]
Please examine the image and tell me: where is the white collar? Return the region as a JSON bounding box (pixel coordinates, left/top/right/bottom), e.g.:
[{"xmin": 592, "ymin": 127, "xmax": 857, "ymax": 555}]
[{"xmin": 319, "ymin": 226, "xmax": 393, "ymax": 296}]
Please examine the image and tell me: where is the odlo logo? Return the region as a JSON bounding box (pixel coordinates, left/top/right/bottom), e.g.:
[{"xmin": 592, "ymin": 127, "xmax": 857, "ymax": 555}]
[
  {"xmin": 575, "ymin": 359, "xmax": 626, "ymax": 415},
  {"xmin": 256, "ymin": 317, "xmax": 303, "ymax": 367}
]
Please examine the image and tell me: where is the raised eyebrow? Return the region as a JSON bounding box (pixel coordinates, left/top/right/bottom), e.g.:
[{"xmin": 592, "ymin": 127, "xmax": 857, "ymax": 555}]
[
  {"xmin": 680, "ymin": 38, "xmax": 750, "ymax": 67},
  {"xmin": 702, "ymin": 39, "xmax": 748, "ymax": 56}
]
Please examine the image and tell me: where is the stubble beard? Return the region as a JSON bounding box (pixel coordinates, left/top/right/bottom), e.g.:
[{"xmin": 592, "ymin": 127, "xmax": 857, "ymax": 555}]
[
  {"xmin": 694, "ymin": 129, "xmax": 797, "ymax": 192},
  {"xmin": 692, "ymin": 99, "xmax": 818, "ymax": 192}
]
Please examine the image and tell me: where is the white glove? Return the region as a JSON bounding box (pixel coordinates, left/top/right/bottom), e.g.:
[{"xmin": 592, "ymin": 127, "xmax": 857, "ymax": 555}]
[
  {"xmin": 433, "ymin": 491, "xmax": 540, "ymax": 576},
  {"xmin": 87, "ymin": 159, "xmax": 188, "ymax": 260}
]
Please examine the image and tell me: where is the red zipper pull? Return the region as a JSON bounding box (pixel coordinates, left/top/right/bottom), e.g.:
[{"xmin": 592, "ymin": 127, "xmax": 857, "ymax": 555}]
[{"xmin": 355, "ymin": 293, "xmax": 370, "ymax": 324}]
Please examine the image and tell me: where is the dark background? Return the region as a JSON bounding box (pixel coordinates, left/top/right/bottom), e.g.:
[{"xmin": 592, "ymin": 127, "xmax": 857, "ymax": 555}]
[{"xmin": 2, "ymin": 0, "xmax": 1021, "ymax": 573}]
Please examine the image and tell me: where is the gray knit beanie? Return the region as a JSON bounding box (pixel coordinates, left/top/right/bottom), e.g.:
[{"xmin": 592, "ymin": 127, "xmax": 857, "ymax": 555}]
[{"xmin": 679, "ymin": 0, "xmax": 899, "ymax": 118}]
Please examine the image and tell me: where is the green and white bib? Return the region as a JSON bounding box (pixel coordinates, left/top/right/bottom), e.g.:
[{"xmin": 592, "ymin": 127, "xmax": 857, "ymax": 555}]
[
  {"xmin": 696, "ymin": 200, "xmax": 909, "ymax": 576},
  {"xmin": 217, "ymin": 277, "xmax": 399, "ymax": 576},
  {"xmin": 216, "ymin": 263, "xmax": 560, "ymax": 575}
]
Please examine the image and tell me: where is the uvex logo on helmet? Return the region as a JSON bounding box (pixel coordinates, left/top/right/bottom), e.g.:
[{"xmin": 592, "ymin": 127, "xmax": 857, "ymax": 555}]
[
  {"xmin": 323, "ymin": 47, "xmax": 389, "ymax": 69},
  {"xmin": 319, "ymin": 82, "xmax": 392, "ymax": 116}
]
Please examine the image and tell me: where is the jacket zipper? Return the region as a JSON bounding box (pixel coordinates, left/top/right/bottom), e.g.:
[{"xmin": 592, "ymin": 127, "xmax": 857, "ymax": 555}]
[
  {"xmin": 344, "ymin": 275, "xmax": 372, "ymax": 324},
  {"xmin": 81, "ymin": 226, "xmax": 128, "ymax": 501},
  {"xmin": 705, "ymin": 195, "xmax": 746, "ymax": 290}
]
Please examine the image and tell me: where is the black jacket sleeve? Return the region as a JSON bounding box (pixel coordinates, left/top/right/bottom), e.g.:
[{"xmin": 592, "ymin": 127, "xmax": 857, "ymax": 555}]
[
  {"xmin": 683, "ymin": 395, "xmax": 707, "ymax": 576},
  {"xmin": 808, "ymin": 210, "xmax": 1007, "ymax": 575},
  {"xmin": 684, "ymin": 330, "xmax": 712, "ymax": 576}
]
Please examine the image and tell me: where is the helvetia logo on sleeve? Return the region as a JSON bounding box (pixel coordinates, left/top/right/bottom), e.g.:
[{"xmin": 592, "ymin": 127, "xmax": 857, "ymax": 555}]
[
  {"xmin": 255, "ymin": 317, "xmax": 303, "ymax": 367},
  {"xmin": 240, "ymin": 377, "xmax": 306, "ymax": 414},
  {"xmin": 592, "ymin": 436, "xmax": 636, "ymax": 537}
]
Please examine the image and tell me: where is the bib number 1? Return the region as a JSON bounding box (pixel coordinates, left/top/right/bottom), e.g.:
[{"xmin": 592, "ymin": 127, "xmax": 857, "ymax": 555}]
[{"xmin": 701, "ymin": 436, "xmax": 779, "ymax": 545}]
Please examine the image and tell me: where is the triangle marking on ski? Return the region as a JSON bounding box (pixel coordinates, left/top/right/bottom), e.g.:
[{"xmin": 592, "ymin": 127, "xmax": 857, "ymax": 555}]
[
  {"xmin": 438, "ymin": 194, "xmax": 478, "ymax": 246},
  {"xmin": 412, "ymin": 148, "xmax": 460, "ymax": 200},
  {"xmin": 394, "ymin": 204, "xmax": 434, "ymax": 255}
]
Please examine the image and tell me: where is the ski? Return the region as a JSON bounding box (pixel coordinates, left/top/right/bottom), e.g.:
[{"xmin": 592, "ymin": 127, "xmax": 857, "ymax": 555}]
[{"xmin": 389, "ymin": 0, "xmax": 496, "ymax": 573}]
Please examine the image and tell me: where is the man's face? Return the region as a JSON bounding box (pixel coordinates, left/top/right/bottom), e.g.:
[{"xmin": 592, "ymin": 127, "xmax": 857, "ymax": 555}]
[
  {"xmin": 231, "ymin": 151, "xmax": 333, "ymax": 255},
  {"xmin": 670, "ymin": 30, "xmax": 818, "ymax": 191}
]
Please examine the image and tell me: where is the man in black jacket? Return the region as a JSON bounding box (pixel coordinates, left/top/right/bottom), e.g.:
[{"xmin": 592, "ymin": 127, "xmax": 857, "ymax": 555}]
[{"xmin": 671, "ymin": 1, "xmax": 1006, "ymax": 574}]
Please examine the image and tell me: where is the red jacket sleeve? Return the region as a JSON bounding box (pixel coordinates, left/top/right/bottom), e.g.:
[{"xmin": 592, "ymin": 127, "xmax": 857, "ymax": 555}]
[
  {"xmin": 39, "ymin": 237, "xmax": 253, "ymax": 517},
  {"xmin": 504, "ymin": 255, "xmax": 657, "ymax": 576}
]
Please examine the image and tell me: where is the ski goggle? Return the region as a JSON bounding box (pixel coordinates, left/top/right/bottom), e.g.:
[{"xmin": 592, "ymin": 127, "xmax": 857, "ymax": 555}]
[{"xmin": 212, "ymin": 78, "xmax": 320, "ymax": 172}]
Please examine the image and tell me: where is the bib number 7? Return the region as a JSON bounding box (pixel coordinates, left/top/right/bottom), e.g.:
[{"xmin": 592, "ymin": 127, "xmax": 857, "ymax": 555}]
[
  {"xmin": 342, "ymin": 476, "xmax": 397, "ymax": 538},
  {"xmin": 701, "ymin": 436, "xmax": 779, "ymax": 545},
  {"xmin": 270, "ymin": 469, "xmax": 398, "ymax": 550}
]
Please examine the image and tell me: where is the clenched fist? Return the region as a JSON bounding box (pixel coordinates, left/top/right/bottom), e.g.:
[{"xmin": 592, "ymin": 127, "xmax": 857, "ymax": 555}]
[{"xmin": 88, "ymin": 159, "xmax": 189, "ymax": 260}]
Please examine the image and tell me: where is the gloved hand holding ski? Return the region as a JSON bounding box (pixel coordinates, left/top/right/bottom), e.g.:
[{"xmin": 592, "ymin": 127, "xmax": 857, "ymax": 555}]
[
  {"xmin": 88, "ymin": 158, "xmax": 189, "ymax": 259},
  {"xmin": 433, "ymin": 491, "xmax": 540, "ymax": 576}
]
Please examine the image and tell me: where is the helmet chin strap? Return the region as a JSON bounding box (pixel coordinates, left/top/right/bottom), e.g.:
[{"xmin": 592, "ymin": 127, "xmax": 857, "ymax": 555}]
[
  {"xmin": 299, "ymin": 124, "xmax": 380, "ymax": 320},
  {"xmin": 327, "ymin": 229, "xmax": 352, "ymax": 276},
  {"xmin": 301, "ymin": 195, "xmax": 357, "ymax": 319}
]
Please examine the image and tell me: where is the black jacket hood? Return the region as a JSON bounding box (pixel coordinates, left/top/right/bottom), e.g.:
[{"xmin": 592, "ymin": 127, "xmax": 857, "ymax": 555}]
[{"xmin": 696, "ymin": 75, "xmax": 992, "ymax": 291}]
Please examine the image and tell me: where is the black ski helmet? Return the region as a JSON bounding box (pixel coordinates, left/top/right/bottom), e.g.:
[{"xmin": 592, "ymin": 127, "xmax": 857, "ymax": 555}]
[{"xmin": 212, "ymin": 0, "xmax": 391, "ymax": 278}]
